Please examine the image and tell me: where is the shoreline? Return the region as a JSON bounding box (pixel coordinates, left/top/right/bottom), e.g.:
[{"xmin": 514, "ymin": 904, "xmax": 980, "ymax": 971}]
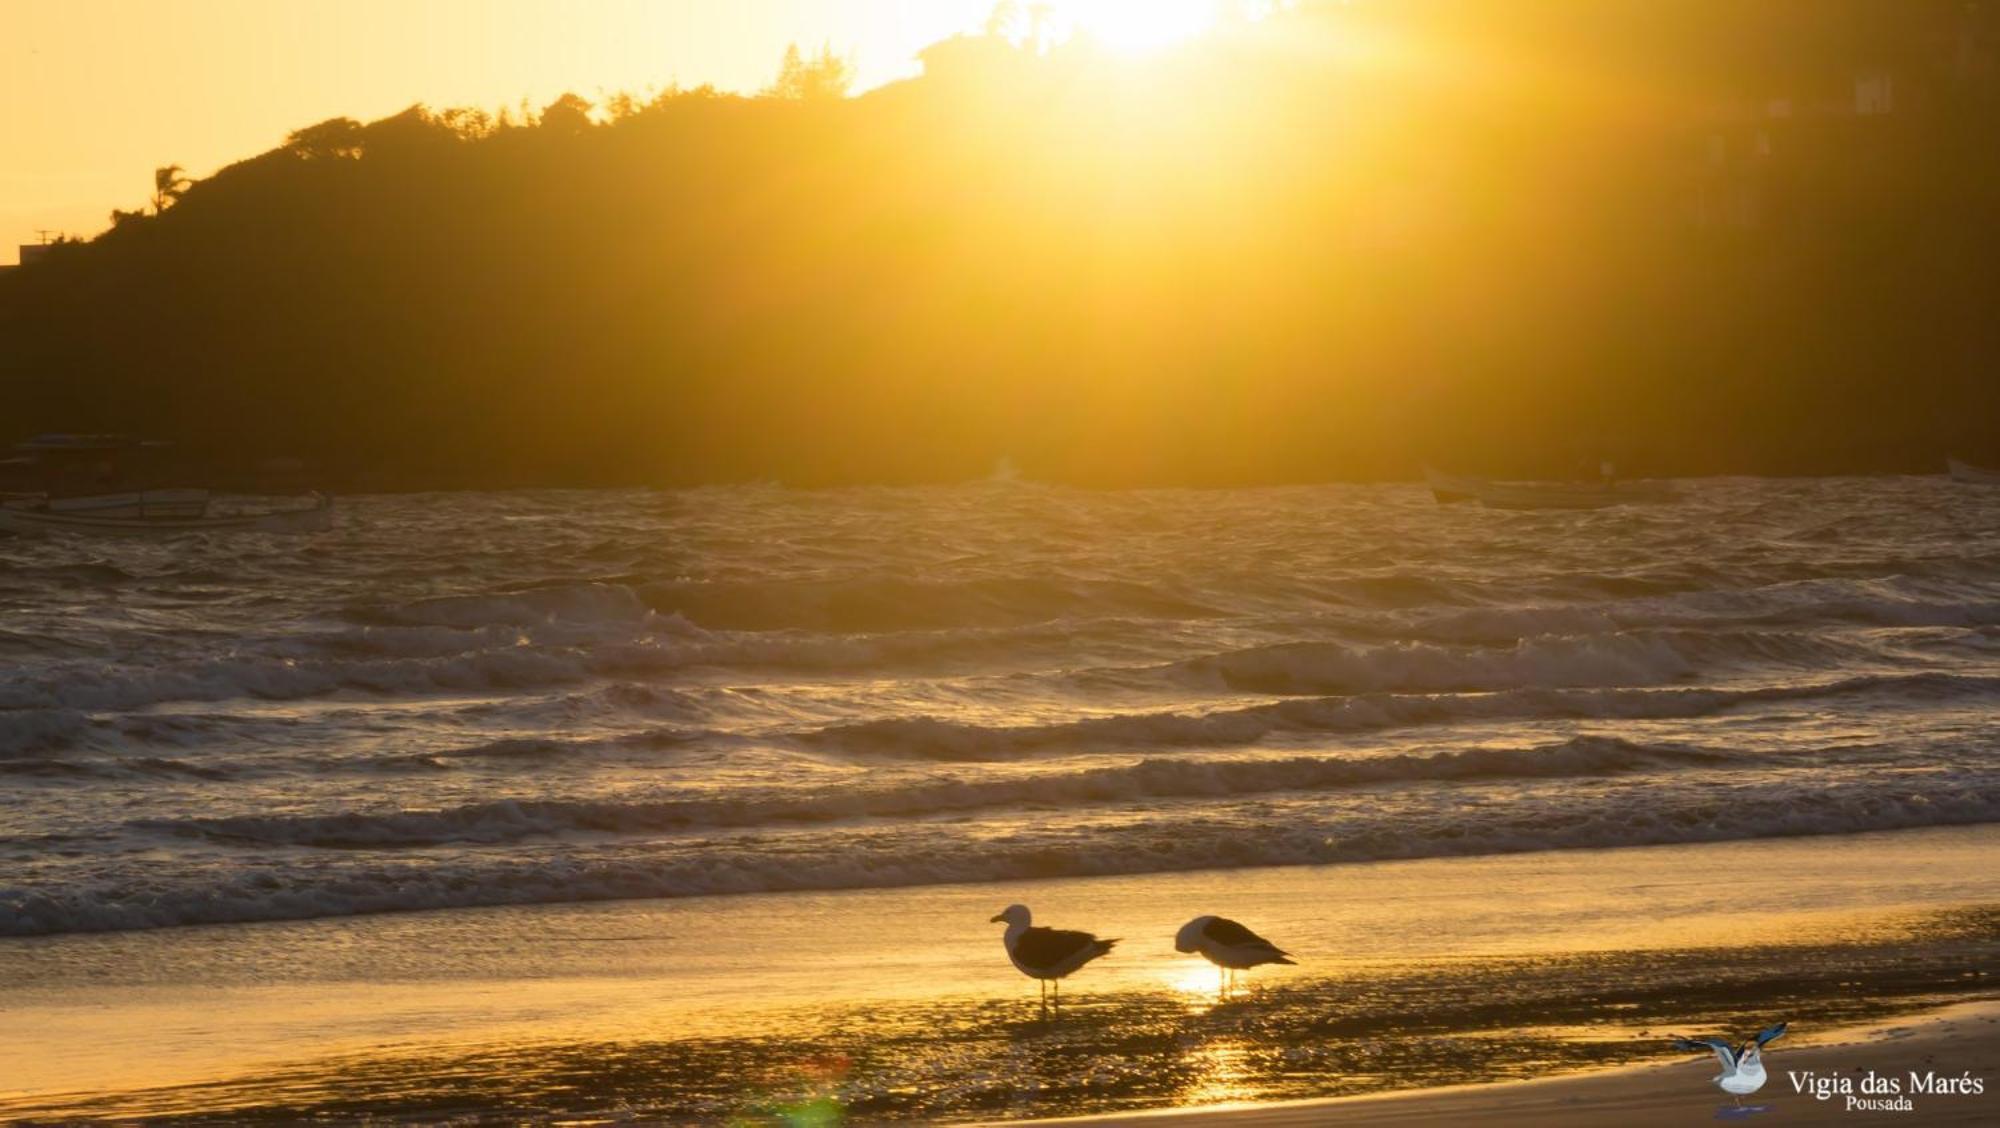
[
  {"xmin": 3, "ymin": 825, "xmax": 1996, "ymax": 1123},
  {"xmin": 1016, "ymin": 1001, "xmax": 2000, "ymax": 1126}
]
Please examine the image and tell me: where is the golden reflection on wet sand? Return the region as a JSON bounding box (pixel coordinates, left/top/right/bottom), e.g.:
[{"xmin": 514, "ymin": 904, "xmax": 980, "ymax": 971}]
[
  {"xmin": 1179, "ymin": 1040, "xmax": 1262, "ymax": 1107},
  {"xmin": 5, "ymin": 830, "xmax": 1998, "ymax": 1123},
  {"xmin": 8, "ymin": 907, "xmax": 1993, "ymax": 1124}
]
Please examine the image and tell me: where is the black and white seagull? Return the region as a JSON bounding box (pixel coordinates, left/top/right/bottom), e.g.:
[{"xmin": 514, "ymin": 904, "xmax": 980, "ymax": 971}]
[
  {"xmin": 1175, "ymin": 914, "xmax": 1295, "ymax": 993},
  {"xmin": 990, "ymin": 903, "xmax": 1118, "ymax": 1010}
]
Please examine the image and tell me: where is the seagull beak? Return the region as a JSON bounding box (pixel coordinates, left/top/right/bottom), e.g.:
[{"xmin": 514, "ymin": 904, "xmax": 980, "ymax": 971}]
[{"xmin": 989, "ymin": 913, "xmax": 1005, "ymax": 923}]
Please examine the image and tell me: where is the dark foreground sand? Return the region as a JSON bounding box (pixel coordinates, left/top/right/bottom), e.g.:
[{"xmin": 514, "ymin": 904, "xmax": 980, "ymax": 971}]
[{"xmin": 1020, "ymin": 1002, "xmax": 2000, "ymax": 1126}]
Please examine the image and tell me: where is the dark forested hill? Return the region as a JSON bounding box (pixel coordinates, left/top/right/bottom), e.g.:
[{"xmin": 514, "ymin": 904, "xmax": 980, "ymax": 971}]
[{"xmin": 4, "ymin": 0, "xmax": 1998, "ymax": 488}]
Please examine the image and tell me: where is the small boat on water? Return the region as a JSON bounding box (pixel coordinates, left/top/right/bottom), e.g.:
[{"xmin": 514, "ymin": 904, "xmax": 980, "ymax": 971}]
[
  {"xmin": 1423, "ymin": 466, "xmax": 1482, "ymax": 504},
  {"xmin": 1947, "ymin": 458, "xmax": 2000, "ymax": 486},
  {"xmin": 1425, "ymin": 466, "xmax": 1677, "ymax": 510},
  {"xmin": 0, "ymin": 489, "xmax": 333, "ymax": 537},
  {"xmin": 0, "ymin": 433, "xmax": 333, "ymax": 537}
]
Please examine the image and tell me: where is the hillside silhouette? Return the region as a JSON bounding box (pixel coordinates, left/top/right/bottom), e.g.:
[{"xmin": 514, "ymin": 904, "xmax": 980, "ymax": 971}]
[{"xmin": 3, "ymin": 0, "xmax": 1998, "ymax": 489}]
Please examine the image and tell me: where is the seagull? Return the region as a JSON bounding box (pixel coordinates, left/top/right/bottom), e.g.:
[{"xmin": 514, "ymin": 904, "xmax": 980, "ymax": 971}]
[
  {"xmin": 1175, "ymin": 915, "xmax": 1296, "ymax": 994},
  {"xmin": 1672, "ymin": 1021, "xmax": 1788, "ymax": 1106},
  {"xmin": 990, "ymin": 904, "xmax": 1117, "ymax": 1011}
]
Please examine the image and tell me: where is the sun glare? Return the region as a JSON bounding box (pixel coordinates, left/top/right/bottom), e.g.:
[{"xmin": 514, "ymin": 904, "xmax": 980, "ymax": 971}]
[
  {"xmin": 1166, "ymin": 964, "xmax": 1226, "ymax": 998},
  {"xmin": 1066, "ymin": 0, "xmax": 1222, "ymax": 55}
]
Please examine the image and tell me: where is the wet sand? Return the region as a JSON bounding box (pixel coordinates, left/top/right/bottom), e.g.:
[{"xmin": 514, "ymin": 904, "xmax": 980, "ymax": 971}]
[
  {"xmin": 1026, "ymin": 1003, "xmax": 2000, "ymax": 1126},
  {"xmin": 2, "ymin": 826, "xmax": 1996, "ymax": 1123}
]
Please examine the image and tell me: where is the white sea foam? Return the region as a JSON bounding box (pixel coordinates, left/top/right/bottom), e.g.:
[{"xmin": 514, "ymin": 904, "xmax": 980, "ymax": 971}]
[
  {"xmin": 804, "ymin": 673, "xmax": 2000, "ymax": 760},
  {"xmin": 9, "ymin": 771, "xmax": 1996, "ymax": 936},
  {"xmin": 133, "ymin": 736, "xmax": 1737, "ymax": 847}
]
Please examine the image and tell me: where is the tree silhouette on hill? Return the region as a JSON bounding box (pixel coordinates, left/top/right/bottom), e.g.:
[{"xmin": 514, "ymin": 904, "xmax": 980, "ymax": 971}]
[
  {"xmin": 767, "ymin": 42, "xmax": 856, "ymax": 100},
  {"xmin": 1, "ymin": 0, "xmax": 1996, "ymax": 489},
  {"xmin": 151, "ymin": 165, "xmax": 193, "ymax": 213}
]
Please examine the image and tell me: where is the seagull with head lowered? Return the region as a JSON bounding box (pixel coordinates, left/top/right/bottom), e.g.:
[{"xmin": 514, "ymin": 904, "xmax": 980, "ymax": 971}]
[
  {"xmin": 1673, "ymin": 1021, "xmax": 1788, "ymax": 1107},
  {"xmin": 1175, "ymin": 915, "xmax": 1296, "ymax": 994},
  {"xmin": 990, "ymin": 904, "xmax": 1117, "ymax": 1011}
]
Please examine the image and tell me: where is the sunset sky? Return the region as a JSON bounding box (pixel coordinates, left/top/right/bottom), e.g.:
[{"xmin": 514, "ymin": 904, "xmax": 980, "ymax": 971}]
[{"xmin": 4, "ymin": 0, "xmax": 1246, "ymax": 262}]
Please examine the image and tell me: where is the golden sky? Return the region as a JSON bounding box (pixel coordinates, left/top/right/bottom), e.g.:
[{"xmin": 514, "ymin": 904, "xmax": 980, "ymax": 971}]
[{"xmin": 3, "ymin": 0, "xmax": 1030, "ymax": 261}]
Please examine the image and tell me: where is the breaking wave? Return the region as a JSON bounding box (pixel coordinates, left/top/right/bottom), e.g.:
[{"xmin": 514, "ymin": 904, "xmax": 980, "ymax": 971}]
[
  {"xmin": 1168, "ymin": 629, "xmax": 1875, "ymax": 696},
  {"xmin": 135, "ymin": 736, "xmax": 1735, "ymax": 848},
  {"xmin": 804, "ymin": 672, "xmax": 2000, "ymax": 761},
  {"xmin": 11, "ymin": 772, "xmax": 1997, "ymax": 936}
]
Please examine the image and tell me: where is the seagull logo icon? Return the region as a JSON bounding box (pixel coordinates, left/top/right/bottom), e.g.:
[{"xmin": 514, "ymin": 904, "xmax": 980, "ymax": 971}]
[{"xmin": 1672, "ymin": 1021, "xmax": 1787, "ymax": 1113}]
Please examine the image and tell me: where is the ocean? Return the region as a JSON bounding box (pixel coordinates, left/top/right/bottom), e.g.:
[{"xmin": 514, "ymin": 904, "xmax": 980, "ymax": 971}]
[{"xmin": 4, "ymin": 476, "xmax": 1999, "ymax": 939}]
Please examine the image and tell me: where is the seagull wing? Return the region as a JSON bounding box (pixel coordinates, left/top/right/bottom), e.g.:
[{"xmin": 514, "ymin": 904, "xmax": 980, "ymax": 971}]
[
  {"xmin": 1203, "ymin": 917, "xmax": 1288, "ymax": 956},
  {"xmin": 1673, "ymin": 1036, "xmax": 1737, "ymax": 1073},
  {"xmin": 1013, "ymin": 927, "xmax": 1100, "ymax": 969},
  {"xmin": 1754, "ymin": 1022, "xmax": 1788, "ymax": 1048}
]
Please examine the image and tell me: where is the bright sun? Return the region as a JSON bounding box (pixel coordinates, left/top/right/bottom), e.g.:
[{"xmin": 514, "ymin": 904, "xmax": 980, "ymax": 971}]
[{"xmin": 1065, "ymin": 0, "xmax": 1222, "ymax": 55}]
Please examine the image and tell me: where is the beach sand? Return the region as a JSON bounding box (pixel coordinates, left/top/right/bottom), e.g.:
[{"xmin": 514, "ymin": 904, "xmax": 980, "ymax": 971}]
[
  {"xmin": 3, "ymin": 826, "xmax": 1996, "ymax": 1122},
  {"xmin": 1022, "ymin": 1003, "xmax": 2000, "ymax": 1125}
]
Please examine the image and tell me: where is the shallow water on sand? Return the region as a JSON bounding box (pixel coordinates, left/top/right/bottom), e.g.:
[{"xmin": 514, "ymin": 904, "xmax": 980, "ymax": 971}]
[{"xmin": 4, "ymin": 476, "xmax": 1999, "ymax": 939}]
